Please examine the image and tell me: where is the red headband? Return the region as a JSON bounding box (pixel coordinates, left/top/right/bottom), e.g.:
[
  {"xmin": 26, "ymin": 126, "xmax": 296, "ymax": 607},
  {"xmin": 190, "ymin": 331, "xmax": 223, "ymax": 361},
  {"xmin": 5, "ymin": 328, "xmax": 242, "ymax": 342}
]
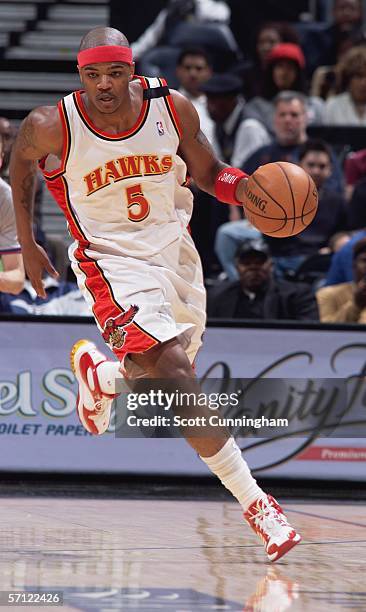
[{"xmin": 77, "ymin": 45, "xmax": 133, "ymax": 68}]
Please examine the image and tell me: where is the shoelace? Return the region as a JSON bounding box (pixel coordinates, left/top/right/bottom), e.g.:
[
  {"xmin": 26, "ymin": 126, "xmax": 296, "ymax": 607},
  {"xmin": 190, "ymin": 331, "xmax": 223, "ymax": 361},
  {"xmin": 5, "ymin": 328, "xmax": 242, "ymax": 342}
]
[{"xmin": 250, "ymin": 499, "xmax": 291, "ymax": 539}]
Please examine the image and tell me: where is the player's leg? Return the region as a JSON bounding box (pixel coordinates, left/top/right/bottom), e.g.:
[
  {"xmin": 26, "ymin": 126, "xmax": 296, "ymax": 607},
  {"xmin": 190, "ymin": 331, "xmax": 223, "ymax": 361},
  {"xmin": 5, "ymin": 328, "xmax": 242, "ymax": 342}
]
[
  {"xmin": 71, "ymin": 334, "xmax": 301, "ymax": 561},
  {"xmin": 130, "ymin": 338, "xmax": 302, "ymax": 562}
]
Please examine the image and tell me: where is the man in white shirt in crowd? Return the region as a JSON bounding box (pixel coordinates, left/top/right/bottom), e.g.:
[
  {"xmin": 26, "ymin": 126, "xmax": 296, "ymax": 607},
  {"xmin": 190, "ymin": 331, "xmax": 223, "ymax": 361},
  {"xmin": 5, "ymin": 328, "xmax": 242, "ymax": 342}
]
[
  {"xmin": 201, "ymin": 73, "xmax": 270, "ymax": 254},
  {"xmin": 202, "ymin": 73, "xmax": 270, "ymax": 170},
  {"xmin": 176, "ymin": 47, "xmax": 214, "ymax": 141}
]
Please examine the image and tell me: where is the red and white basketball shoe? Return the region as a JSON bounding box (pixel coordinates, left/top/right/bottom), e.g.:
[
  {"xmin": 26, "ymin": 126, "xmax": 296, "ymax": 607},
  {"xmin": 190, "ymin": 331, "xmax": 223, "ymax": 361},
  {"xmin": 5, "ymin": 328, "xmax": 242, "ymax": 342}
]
[
  {"xmin": 244, "ymin": 495, "xmax": 301, "ymax": 562},
  {"xmin": 70, "ymin": 340, "xmax": 118, "ymax": 435}
]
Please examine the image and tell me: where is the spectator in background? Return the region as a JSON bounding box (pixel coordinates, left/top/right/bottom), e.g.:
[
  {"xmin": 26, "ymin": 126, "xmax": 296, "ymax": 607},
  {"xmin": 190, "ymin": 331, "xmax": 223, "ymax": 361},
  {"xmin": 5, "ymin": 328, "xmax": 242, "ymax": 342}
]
[
  {"xmin": 327, "ymin": 231, "xmax": 351, "ymax": 254},
  {"xmin": 304, "ymin": 0, "xmax": 363, "ymax": 77},
  {"xmin": 325, "ymin": 227, "xmax": 366, "ymax": 285},
  {"xmin": 347, "ymin": 179, "xmax": 366, "ymax": 230},
  {"xmin": 176, "ymin": 49, "xmax": 213, "ymax": 277},
  {"xmin": 236, "ymin": 21, "xmax": 300, "ymax": 101},
  {"xmin": 216, "ymin": 138, "xmax": 347, "ymax": 281},
  {"xmin": 344, "ymin": 148, "xmax": 366, "ymax": 199},
  {"xmin": 245, "ymin": 43, "xmax": 324, "ymax": 133},
  {"xmin": 310, "ymin": 27, "xmax": 366, "ymax": 101},
  {"xmin": 202, "ymin": 73, "xmax": 270, "ymax": 170},
  {"xmin": 0, "ymin": 134, "xmax": 24, "ymax": 311},
  {"xmin": 132, "ymin": 0, "xmax": 231, "ymax": 60},
  {"xmin": 0, "ymin": 116, "xmax": 16, "ymax": 180},
  {"xmin": 214, "ymin": 216, "xmax": 260, "ymax": 281},
  {"xmin": 0, "ymin": 117, "xmax": 46, "ymax": 246},
  {"xmin": 264, "ymin": 139, "xmax": 348, "ymax": 278},
  {"xmin": 342, "ymin": 143, "xmax": 366, "ymax": 229},
  {"xmin": 207, "ymin": 239, "xmax": 319, "ymax": 320},
  {"xmin": 343, "ymin": 149, "xmax": 366, "ymax": 231},
  {"xmin": 323, "ymin": 47, "xmax": 366, "ymax": 125},
  {"xmin": 197, "ymin": 72, "xmax": 270, "ymax": 277},
  {"xmin": 317, "ymin": 237, "xmax": 366, "ymax": 322},
  {"xmin": 244, "ymin": 91, "xmax": 344, "ymax": 193},
  {"xmin": 132, "ymin": 0, "xmax": 236, "ymax": 81},
  {"xmin": 189, "ymin": 73, "xmax": 270, "ymax": 279},
  {"xmin": 7, "ymin": 273, "xmax": 91, "ymax": 316},
  {"xmin": 175, "ymin": 47, "xmax": 214, "ymax": 141}
]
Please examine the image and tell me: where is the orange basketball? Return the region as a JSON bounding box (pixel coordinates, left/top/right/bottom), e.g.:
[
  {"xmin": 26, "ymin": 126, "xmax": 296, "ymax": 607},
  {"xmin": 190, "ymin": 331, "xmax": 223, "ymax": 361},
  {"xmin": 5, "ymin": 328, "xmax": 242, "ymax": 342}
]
[{"xmin": 243, "ymin": 161, "xmax": 318, "ymax": 238}]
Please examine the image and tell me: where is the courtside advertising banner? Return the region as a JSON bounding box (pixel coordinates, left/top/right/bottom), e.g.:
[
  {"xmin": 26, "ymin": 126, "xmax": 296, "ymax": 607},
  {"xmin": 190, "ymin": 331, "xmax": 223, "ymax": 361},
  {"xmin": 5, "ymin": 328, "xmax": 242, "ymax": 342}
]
[{"xmin": 0, "ymin": 318, "xmax": 365, "ymax": 479}]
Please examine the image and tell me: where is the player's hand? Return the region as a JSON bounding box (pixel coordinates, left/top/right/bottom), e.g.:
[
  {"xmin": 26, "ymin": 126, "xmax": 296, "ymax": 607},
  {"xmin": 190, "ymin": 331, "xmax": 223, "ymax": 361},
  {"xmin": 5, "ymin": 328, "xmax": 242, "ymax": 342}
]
[
  {"xmin": 354, "ymin": 279, "xmax": 366, "ymax": 310},
  {"xmin": 21, "ymin": 240, "xmax": 59, "ymax": 298},
  {"xmin": 235, "ymin": 176, "xmax": 248, "ymax": 204}
]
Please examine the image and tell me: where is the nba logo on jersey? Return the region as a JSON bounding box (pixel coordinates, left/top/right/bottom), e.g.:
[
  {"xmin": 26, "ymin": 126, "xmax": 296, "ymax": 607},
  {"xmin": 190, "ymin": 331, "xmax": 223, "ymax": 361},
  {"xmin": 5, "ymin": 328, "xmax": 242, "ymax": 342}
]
[{"xmin": 156, "ymin": 121, "xmax": 164, "ymax": 136}]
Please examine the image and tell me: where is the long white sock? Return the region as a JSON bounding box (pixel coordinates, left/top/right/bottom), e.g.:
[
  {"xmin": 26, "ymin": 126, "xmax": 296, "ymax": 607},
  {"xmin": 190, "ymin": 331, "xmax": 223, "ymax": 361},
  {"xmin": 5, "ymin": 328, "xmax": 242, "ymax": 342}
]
[
  {"xmin": 96, "ymin": 361, "xmax": 123, "ymax": 394},
  {"xmin": 200, "ymin": 438, "xmax": 266, "ymax": 512}
]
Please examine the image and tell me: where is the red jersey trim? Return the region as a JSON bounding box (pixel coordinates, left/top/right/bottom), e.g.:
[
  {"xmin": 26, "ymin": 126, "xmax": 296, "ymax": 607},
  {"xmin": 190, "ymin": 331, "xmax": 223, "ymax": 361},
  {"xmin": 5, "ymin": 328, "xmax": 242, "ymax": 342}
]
[
  {"xmin": 39, "ymin": 99, "xmax": 71, "ymax": 180},
  {"xmin": 74, "ymin": 249, "xmax": 160, "ymax": 359},
  {"xmin": 45, "ymin": 174, "xmax": 159, "ymax": 359},
  {"xmin": 159, "ymin": 78, "xmax": 183, "ymax": 140},
  {"xmin": 73, "ymin": 76, "xmax": 150, "ymax": 141}
]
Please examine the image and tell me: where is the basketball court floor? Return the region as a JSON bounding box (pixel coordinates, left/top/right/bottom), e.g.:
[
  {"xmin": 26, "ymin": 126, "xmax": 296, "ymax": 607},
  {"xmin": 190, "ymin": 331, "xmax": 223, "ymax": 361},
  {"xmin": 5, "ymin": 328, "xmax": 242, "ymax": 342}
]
[{"xmin": 0, "ymin": 495, "xmax": 364, "ymax": 611}]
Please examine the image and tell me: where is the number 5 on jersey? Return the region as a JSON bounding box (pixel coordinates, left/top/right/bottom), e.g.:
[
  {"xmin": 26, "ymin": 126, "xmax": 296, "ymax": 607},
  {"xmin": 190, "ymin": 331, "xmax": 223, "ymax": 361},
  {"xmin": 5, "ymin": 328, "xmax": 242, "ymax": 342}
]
[{"xmin": 125, "ymin": 184, "xmax": 150, "ymax": 222}]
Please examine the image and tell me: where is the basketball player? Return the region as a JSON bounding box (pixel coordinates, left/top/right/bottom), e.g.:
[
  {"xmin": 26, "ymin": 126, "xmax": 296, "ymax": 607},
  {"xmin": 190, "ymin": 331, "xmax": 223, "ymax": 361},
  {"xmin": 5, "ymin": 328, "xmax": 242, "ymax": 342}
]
[{"xmin": 10, "ymin": 27, "xmax": 301, "ymax": 562}]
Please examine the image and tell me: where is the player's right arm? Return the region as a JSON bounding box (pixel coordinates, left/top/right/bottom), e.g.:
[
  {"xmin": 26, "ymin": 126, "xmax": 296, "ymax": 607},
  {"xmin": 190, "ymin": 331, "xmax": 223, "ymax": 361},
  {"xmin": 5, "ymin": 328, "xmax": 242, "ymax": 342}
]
[{"xmin": 10, "ymin": 107, "xmax": 62, "ymax": 297}]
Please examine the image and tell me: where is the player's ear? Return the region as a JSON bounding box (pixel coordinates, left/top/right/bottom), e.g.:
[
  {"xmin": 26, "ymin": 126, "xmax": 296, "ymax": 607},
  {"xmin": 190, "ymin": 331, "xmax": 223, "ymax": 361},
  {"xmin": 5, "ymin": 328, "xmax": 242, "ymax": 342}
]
[{"xmin": 129, "ymin": 63, "xmax": 135, "ymax": 79}]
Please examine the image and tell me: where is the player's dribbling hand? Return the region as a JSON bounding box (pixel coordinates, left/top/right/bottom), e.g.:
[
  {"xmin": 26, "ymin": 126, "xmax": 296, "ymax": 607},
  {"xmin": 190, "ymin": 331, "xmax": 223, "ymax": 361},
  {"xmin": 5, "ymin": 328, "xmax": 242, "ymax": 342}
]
[
  {"xmin": 235, "ymin": 176, "xmax": 248, "ymax": 204},
  {"xmin": 21, "ymin": 241, "xmax": 59, "ymax": 298}
]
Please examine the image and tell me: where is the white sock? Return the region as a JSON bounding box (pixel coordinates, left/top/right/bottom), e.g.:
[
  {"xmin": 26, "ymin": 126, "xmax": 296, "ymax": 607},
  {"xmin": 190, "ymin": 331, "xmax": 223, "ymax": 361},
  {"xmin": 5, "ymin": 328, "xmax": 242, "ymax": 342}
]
[
  {"xmin": 200, "ymin": 438, "xmax": 266, "ymax": 512},
  {"xmin": 96, "ymin": 361, "xmax": 123, "ymax": 395}
]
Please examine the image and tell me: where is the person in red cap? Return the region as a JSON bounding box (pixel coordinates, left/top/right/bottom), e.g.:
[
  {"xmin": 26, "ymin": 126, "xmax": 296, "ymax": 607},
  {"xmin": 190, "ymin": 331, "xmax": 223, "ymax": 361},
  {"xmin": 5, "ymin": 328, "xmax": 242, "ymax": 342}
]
[
  {"xmin": 234, "ymin": 21, "xmax": 300, "ymax": 101},
  {"xmin": 245, "ymin": 42, "xmax": 324, "ymax": 133}
]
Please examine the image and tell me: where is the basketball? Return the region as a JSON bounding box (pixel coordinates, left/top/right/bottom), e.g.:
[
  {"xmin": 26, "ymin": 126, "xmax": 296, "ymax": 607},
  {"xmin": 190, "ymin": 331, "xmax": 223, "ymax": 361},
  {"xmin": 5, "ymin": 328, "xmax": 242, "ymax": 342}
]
[{"xmin": 243, "ymin": 161, "xmax": 318, "ymax": 238}]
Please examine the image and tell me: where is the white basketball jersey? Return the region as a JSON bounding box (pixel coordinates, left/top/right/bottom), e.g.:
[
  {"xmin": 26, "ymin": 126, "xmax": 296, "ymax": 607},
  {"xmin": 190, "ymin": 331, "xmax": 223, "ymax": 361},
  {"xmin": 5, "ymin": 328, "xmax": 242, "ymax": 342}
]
[{"xmin": 42, "ymin": 76, "xmax": 193, "ymax": 258}]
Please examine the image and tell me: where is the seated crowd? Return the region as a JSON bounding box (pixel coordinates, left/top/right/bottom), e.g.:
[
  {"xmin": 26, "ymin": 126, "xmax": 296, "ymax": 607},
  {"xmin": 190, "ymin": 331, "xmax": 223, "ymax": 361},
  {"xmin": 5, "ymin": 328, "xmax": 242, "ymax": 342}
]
[{"xmin": 1, "ymin": 0, "xmax": 366, "ymax": 324}]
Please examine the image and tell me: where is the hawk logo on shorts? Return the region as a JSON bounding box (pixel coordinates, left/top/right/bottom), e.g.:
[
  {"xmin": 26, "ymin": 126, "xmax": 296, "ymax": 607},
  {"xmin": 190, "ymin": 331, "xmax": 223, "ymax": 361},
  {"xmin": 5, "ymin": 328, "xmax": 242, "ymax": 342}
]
[
  {"xmin": 102, "ymin": 305, "xmax": 140, "ymax": 349},
  {"xmin": 156, "ymin": 121, "xmax": 164, "ymax": 136}
]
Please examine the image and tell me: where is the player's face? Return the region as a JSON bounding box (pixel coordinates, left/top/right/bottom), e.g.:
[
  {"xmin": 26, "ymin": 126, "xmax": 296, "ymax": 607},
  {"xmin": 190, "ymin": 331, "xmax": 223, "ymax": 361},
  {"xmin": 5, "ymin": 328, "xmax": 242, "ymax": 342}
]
[
  {"xmin": 272, "ymin": 60, "xmax": 298, "ymax": 90},
  {"xmin": 354, "ymin": 252, "xmax": 366, "ymax": 281},
  {"xmin": 300, "ymin": 151, "xmax": 331, "ymax": 188},
  {"xmin": 257, "ymin": 28, "xmax": 281, "ymax": 64},
  {"xmin": 274, "ymin": 100, "xmax": 307, "ymax": 145},
  {"xmin": 237, "ymin": 255, "xmax": 272, "ymax": 291},
  {"xmin": 176, "ymin": 55, "xmax": 212, "ymax": 96},
  {"xmin": 79, "ymin": 62, "xmax": 134, "ymax": 114}
]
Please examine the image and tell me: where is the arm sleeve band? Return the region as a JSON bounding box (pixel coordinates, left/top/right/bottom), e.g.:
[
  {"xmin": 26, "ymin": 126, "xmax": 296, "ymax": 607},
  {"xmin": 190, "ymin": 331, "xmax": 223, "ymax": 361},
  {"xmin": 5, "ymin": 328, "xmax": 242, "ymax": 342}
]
[{"xmin": 214, "ymin": 167, "xmax": 248, "ymax": 205}]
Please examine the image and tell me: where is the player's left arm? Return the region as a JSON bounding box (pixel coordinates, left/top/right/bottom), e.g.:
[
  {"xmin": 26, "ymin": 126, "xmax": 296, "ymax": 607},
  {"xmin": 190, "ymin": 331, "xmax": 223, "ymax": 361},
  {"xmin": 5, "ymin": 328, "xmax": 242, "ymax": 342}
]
[{"xmin": 171, "ymin": 90, "xmax": 248, "ymax": 204}]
